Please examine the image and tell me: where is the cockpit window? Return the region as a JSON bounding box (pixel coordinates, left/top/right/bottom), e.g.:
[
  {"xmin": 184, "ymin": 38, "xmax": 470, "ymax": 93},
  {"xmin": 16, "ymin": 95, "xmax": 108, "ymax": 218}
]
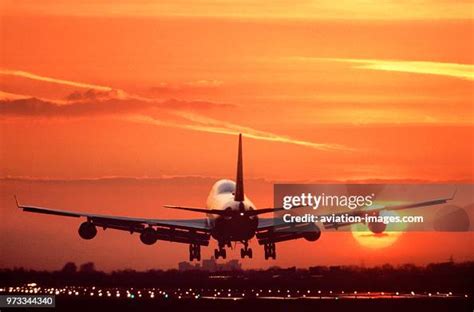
[{"xmin": 217, "ymin": 181, "xmax": 236, "ymax": 194}]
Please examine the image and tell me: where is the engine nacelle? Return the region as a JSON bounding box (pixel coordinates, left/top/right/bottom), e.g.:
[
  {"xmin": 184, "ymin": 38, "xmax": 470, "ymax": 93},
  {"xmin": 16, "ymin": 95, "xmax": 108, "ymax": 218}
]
[
  {"xmin": 140, "ymin": 227, "xmax": 158, "ymax": 245},
  {"xmin": 368, "ymin": 222, "xmax": 387, "ymax": 234},
  {"xmin": 303, "ymin": 225, "xmax": 321, "ymax": 242},
  {"xmin": 78, "ymin": 222, "xmax": 97, "ymax": 240}
]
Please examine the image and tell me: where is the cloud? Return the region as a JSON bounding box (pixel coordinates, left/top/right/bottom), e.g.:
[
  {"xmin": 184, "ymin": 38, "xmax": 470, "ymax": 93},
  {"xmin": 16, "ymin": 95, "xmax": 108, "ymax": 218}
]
[
  {"xmin": 0, "ymin": 90, "xmax": 32, "ymax": 101},
  {"xmin": 0, "ymin": 69, "xmax": 350, "ymax": 152},
  {"xmin": 0, "ymin": 69, "xmax": 114, "ymax": 91},
  {"xmin": 0, "ymin": 95, "xmax": 229, "ymax": 117},
  {"xmin": 149, "ymin": 80, "xmax": 224, "ymax": 98},
  {"xmin": 291, "ymin": 57, "xmax": 474, "ymax": 81},
  {"xmin": 0, "ymin": 94, "xmax": 348, "ymax": 151},
  {"xmin": 128, "ymin": 113, "xmax": 350, "ymax": 151}
]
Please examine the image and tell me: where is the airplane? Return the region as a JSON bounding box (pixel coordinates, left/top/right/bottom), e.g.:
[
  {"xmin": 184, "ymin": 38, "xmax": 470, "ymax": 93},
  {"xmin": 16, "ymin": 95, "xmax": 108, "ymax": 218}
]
[{"xmin": 16, "ymin": 134, "xmax": 455, "ymax": 261}]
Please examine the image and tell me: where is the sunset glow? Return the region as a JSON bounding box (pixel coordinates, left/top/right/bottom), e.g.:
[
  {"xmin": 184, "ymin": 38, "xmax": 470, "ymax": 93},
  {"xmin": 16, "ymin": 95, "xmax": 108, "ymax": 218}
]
[{"xmin": 0, "ymin": 0, "xmax": 472, "ymax": 270}]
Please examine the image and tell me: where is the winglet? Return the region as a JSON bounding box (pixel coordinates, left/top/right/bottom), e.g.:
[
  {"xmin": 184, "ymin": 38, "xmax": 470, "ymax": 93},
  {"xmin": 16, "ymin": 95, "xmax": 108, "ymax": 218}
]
[
  {"xmin": 449, "ymin": 188, "xmax": 457, "ymax": 200},
  {"xmin": 14, "ymin": 195, "xmax": 20, "ymax": 208},
  {"xmin": 234, "ymin": 133, "xmax": 245, "ymax": 202}
]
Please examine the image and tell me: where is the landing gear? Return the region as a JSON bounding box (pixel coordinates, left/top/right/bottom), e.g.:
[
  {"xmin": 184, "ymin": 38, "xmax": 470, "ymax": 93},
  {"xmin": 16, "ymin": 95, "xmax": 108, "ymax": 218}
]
[
  {"xmin": 264, "ymin": 243, "xmax": 276, "ymax": 260},
  {"xmin": 214, "ymin": 247, "xmax": 227, "ymax": 259},
  {"xmin": 189, "ymin": 244, "xmax": 201, "ymax": 261},
  {"xmin": 214, "ymin": 242, "xmax": 227, "ymax": 259},
  {"xmin": 240, "ymin": 241, "xmax": 253, "ymax": 259}
]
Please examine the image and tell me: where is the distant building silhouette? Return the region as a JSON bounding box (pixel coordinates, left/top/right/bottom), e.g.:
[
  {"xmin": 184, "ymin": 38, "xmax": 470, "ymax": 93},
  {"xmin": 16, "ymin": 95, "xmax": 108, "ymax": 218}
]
[
  {"xmin": 178, "ymin": 261, "xmax": 201, "ymax": 271},
  {"xmin": 179, "ymin": 257, "xmax": 241, "ymax": 272}
]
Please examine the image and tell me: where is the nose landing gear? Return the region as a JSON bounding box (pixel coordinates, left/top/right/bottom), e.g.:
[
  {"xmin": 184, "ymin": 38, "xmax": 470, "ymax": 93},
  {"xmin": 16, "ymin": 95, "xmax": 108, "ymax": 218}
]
[
  {"xmin": 240, "ymin": 240, "xmax": 253, "ymax": 259},
  {"xmin": 264, "ymin": 242, "xmax": 276, "ymax": 260},
  {"xmin": 189, "ymin": 243, "xmax": 201, "ymax": 261}
]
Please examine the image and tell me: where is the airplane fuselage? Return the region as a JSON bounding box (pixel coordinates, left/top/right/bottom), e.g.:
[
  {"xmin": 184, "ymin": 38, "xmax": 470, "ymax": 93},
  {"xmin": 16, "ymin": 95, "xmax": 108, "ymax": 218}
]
[{"xmin": 206, "ymin": 179, "xmax": 258, "ymax": 242}]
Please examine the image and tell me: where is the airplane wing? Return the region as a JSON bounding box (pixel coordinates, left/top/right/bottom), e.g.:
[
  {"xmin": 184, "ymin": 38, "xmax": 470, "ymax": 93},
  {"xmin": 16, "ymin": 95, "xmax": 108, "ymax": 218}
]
[
  {"xmin": 16, "ymin": 197, "xmax": 211, "ymax": 246},
  {"xmin": 320, "ymin": 192, "xmax": 455, "ymax": 230},
  {"xmin": 257, "ymin": 217, "xmax": 288, "ymax": 230},
  {"xmin": 255, "ymin": 192, "xmax": 455, "ymax": 244}
]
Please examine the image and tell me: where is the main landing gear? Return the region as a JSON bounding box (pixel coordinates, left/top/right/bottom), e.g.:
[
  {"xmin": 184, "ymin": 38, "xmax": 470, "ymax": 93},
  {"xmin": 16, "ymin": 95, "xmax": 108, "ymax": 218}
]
[
  {"xmin": 240, "ymin": 241, "xmax": 253, "ymax": 259},
  {"xmin": 264, "ymin": 242, "xmax": 276, "ymax": 260},
  {"xmin": 189, "ymin": 243, "xmax": 201, "ymax": 261},
  {"xmin": 214, "ymin": 242, "xmax": 227, "ymax": 259}
]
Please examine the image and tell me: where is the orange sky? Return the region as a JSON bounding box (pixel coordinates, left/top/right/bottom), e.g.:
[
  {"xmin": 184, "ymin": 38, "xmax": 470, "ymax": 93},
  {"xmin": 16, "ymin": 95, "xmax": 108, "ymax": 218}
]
[{"xmin": 0, "ymin": 1, "xmax": 473, "ymax": 270}]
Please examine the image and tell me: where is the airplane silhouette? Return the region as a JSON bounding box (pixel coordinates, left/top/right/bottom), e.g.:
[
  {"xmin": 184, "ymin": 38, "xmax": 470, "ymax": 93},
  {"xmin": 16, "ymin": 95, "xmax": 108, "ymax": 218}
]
[{"xmin": 16, "ymin": 134, "xmax": 454, "ymax": 261}]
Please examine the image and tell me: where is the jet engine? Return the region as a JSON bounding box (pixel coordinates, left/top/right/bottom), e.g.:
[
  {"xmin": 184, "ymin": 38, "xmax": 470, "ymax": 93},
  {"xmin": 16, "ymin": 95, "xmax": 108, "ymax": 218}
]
[
  {"xmin": 140, "ymin": 227, "xmax": 158, "ymax": 245},
  {"xmin": 367, "ymin": 211, "xmax": 387, "ymax": 234},
  {"xmin": 303, "ymin": 224, "xmax": 321, "ymax": 241},
  {"xmin": 78, "ymin": 221, "xmax": 97, "ymax": 240},
  {"xmin": 367, "ymin": 221, "xmax": 387, "ymax": 234}
]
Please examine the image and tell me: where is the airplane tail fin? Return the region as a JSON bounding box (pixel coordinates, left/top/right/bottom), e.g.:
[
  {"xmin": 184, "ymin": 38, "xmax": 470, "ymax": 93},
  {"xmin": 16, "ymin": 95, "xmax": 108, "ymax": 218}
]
[{"xmin": 234, "ymin": 134, "xmax": 245, "ymax": 202}]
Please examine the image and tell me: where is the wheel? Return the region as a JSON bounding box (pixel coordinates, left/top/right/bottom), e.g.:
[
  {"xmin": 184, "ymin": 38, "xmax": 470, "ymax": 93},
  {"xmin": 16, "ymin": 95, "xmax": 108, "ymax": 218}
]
[
  {"xmin": 221, "ymin": 249, "xmax": 227, "ymax": 259},
  {"xmin": 240, "ymin": 249, "xmax": 245, "ymax": 259},
  {"xmin": 214, "ymin": 249, "xmax": 220, "ymax": 259},
  {"xmin": 248, "ymin": 248, "xmax": 253, "ymax": 258},
  {"xmin": 195, "ymin": 245, "xmax": 201, "ymax": 261}
]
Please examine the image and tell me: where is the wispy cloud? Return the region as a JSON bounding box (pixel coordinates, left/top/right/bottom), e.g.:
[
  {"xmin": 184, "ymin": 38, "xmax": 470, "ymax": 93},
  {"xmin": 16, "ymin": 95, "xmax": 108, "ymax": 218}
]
[
  {"xmin": 291, "ymin": 57, "xmax": 474, "ymax": 81},
  {"xmin": 128, "ymin": 113, "xmax": 350, "ymax": 151},
  {"xmin": 0, "ymin": 69, "xmax": 350, "ymax": 152},
  {"xmin": 0, "ymin": 69, "xmax": 114, "ymax": 91}
]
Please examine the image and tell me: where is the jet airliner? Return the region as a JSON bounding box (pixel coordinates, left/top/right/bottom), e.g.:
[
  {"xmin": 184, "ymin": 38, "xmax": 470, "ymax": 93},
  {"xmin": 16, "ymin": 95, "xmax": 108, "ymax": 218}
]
[{"xmin": 16, "ymin": 134, "xmax": 454, "ymax": 261}]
